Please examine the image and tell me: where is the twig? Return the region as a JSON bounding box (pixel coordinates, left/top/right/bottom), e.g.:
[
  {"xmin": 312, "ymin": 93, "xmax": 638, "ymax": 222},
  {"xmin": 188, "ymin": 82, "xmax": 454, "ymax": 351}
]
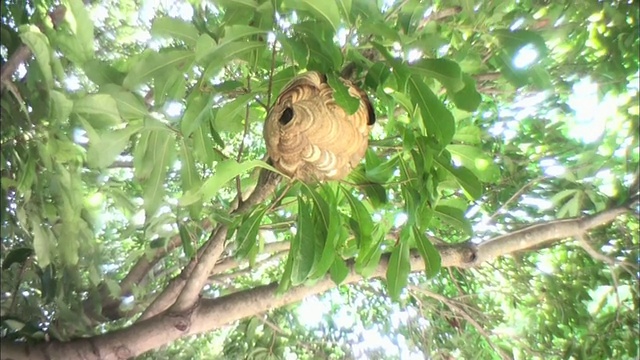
[
  {"xmin": 410, "ymin": 286, "xmax": 512, "ymax": 360},
  {"xmin": 235, "ymin": 74, "xmax": 252, "ymax": 204}
]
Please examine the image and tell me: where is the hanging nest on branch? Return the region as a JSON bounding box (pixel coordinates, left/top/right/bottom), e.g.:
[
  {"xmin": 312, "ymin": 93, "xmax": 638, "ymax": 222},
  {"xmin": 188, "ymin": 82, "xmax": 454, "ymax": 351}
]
[{"xmin": 263, "ymin": 71, "xmax": 376, "ymax": 182}]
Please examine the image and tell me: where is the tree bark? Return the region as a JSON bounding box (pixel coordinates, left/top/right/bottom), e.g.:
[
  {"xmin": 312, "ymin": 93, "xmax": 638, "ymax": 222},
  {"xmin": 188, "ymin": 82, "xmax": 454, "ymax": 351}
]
[{"xmin": 0, "ymin": 207, "xmax": 629, "ymax": 360}]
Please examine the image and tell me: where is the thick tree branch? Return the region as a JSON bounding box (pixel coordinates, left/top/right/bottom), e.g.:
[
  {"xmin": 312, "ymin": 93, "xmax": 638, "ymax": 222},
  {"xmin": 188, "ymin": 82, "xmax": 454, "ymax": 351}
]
[{"xmin": 3, "ymin": 206, "xmax": 627, "ymax": 360}]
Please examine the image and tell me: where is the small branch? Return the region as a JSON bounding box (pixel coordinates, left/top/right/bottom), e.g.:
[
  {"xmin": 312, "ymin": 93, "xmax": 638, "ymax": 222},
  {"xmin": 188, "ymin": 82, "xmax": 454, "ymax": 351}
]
[
  {"xmin": 410, "ymin": 286, "xmax": 511, "ymax": 360},
  {"xmin": 235, "ymin": 74, "xmax": 253, "ymax": 204}
]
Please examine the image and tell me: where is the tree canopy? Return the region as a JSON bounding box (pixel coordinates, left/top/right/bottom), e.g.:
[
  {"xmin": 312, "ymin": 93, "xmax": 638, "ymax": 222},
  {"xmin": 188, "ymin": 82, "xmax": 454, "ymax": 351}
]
[{"xmin": 1, "ymin": 0, "xmax": 638, "ymax": 359}]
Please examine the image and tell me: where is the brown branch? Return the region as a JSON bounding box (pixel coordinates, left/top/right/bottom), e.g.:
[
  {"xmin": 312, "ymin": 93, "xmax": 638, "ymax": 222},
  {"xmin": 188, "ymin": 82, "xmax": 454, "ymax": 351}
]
[
  {"xmin": 1, "ymin": 6, "xmax": 67, "ymax": 93},
  {"xmin": 473, "ymin": 206, "xmax": 630, "ymax": 265},
  {"xmin": 409, "ymin": 286, "xmax": 512, "ymax": 360},
  {"xmin": 1, "ymin": 205, "xmax": 628, "ymax": 360}
]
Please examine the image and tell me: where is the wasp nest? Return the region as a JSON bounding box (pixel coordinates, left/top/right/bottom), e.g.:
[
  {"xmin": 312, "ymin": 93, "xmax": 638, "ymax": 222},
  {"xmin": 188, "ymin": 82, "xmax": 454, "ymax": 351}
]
[{"xmin": 264, "ymin": 72, "xmax": 375, "ymax": 182}]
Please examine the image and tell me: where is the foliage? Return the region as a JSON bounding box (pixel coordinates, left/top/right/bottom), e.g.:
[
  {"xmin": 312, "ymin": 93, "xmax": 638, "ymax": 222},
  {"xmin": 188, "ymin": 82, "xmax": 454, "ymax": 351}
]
[{"xmin": 1, "ymin": 0, "xmax": 638, "ymax": 359}]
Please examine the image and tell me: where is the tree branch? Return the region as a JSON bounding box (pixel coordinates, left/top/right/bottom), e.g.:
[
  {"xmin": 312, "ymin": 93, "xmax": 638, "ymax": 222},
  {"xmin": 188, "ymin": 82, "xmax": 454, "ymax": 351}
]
[{"xmin": 4, "ymin": 205, "xmax": 627, "ymax": 360}]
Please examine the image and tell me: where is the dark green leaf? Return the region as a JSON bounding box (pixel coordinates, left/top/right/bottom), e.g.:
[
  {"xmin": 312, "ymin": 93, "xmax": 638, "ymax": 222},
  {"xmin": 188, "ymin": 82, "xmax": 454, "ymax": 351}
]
[
  {"xmin": 178, "ymin": 223, "xmax": 196, "ymax": 258},
  {"xmin": 2, "ymin": 248, "xmax": 34, "ymax": 270},
  {"xmin": 412, "ymin": 58, "xmax": 464, "ymax": 92},
  {"xmin": 408, "ymin": 75, "xmax": 455, "ymax": 145},
  {"xmin": 449, "ymin": 73, "xmax": 482, "ymax": 112},
  {"xmin": 412, "ymin": 226, "xmax": 441, "ymax": 278},
  {"xmin": 327, "ymin": 73, "xmax": 360, "ymax": 115},
  {"xmin": 291, "ymin": 199, "xmax": 316, "ymax": 285},
  {"xmin": 236, "ymin": 206, "xmax": 268, "ymax": 258},
  {"xmin": 434, "ymin": 205, "xmax": 472, "ymax": 237},
  {"xmin": 386, "ymin": 232, "xmax": 411, "ymax": 301}
]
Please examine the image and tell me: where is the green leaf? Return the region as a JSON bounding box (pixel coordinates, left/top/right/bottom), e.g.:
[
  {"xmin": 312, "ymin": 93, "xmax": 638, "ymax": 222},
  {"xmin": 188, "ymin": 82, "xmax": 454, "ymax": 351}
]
[
  {"xmin": 336, "ymin": 0, "xmax": 352, "ymax": 22},
  {"xmin": 18, "ymin": 26, "xmax": 53, "ymax": 89},
  {"xmin": 386, "ymin": 232, "xmax": 411, "ymax": 301},
  {"xmin": 102, "ymin": 88, "xmax": 150, "ymax": 120},
  {"xmin": 408, "ymin": 75, "xmax": 455, "ymax": 145},
  {"xmin": 179, "ymin": 139, "xmax": 202, "ymax": 218},
  {"xmin": 434, "ymin": 205, "xmax": 473, "ymax": 237},
  {"xmin": 192, "ymin": 122, "xmax": 218, "ymax": 166},
  {"xmin": 412, "ymin": 226, "xmax": 441, "ymax": 278},
  {"xmin": 452, "ymin": 125, "xmax": 483, "ymax": 145},
  {"xmin": 308, "ymin": 186, "xmax": 343, "ymax": 279},
  {"xmin": 154, "ymin": 68, "xmax": 187, "ymax": 104},
  {"xmin": 236, "ymin": 206, "xmax": 267, "ymax": 258},
  {"xmin": 366, "ymin": 155, "xmax": 400, "ymax": 183},
  {"xmin": 551, "ymin": 189, "xmax": 579, "ymax": 205},
  {"xmin": 326, "ymin": 73, "xmax": 360, "ymax": 114},
  {"xmin": 49, "ymin": 91, "xmax": 73, "ymax": 124},
  {"xmin": 87, "ymin": 124, "xmax": 142, "ymax": 169},
  {"xmin": 291, "ymin": 199, "xmax": 316, "ymax": 285},
  {"xmin": 434, "ymin": 153, "xmax": 483, "ymax": 200},
  {"xmin": 330, "ymin": 258, "xmax": 349, "ymax": 285},
  {"xmin": 197, "ymin": 40, "xmax": 264, "ymax": 66},
  {"xmin": 214, "ymin": 93, "xmax": 254, "ymax": 133},
  {"xmin": 365, "ymin": 62, "xmax": 392, "ymax": 89},
  {"xmin": 61, "ymin": 0, "xmax": 95, "ymax": 63},
  {"xmin": 123, "ymin": 50, "xmax": 194, "ymax": 89},
  {"xmin": 151, "ymin": 17, "xmax": 199, "ymax": 46},
  {"xmin": 449, "ymin": 73, "xmax": 482, "ymax": 112},
  {"xmin": 278, "ymin": 36, "xmax": 310, "ymax": 69},
  {"xmin": 447, "ymin": 144, "xmax": 500, "ymax": 183},
  {"xmin": 73, "ymin": 94, "xmax": 122, "ymax": 129},
  {"xmin": 83, "ymin": 59, "xmax": 126, "ymax": 86},
  {"xmin": 2, "ymin": 247, "xmax": 34, "ymax": 269},
  {"xmin": 31, "ymin": 218, "xmax": 53, "ymax": 268},
  {"xmin": 412, "ymin": 58, "xmax": 464, "ymax": 91},
  {"xmin": 143, "ymin": 130, "xmax": 175, "ymax": 217},
  {"xmin": 341, "ymin": 187, "xmax": 374, "ymax": 249},
  {"xmin": 221, "ymin": 25, "xmax": 267, "ymax": 44},
  {"xmin": 181, "ymin": 89, "xmax": 216, "ymax": 137},
  {"xmin": 284, "ymin": 0, "xmax": 342, "ymax": 32},
  {"xmin": 180, "ymin": 160, "xmax": 283, "ymax": 206}
]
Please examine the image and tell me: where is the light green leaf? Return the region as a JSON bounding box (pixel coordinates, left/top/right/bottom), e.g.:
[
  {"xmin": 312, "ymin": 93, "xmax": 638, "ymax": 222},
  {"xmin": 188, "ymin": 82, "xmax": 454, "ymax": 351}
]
[
  {"xmin": 143, "ymin": 130, "xmax": 175, "ymax": 217},
  {"xmin": 18, "ymin": 26, "xmax": 53, "ymax": 89},
  {"xmin": 181, "ymin": 89, "xmax": 216, "ymax": 137},
  {"xmin": 87, "ymin": 124, "xmax": 142, "ymax": 169},
  {"xmin": 123, "ymin": 50, "xmax": 194, "ymax": 89},
  {"xmin": 151, "ymin": 17, "xmax": 199, "ymax": 46},
  {"xmin": 73, "ymin": 94, "xmax": 122, "ymax": 129},
  {"xmin": 102, "ymin": 88, "xmax": 150, "ymax": 120},
  {"xmin": 62, "ymin": 0, "xmax": 95, "ymax": 62},
  {"xmin": 447, "ymin": 144, "xmax": 500, "ymax": 183},
  {"xmin": 196, "ymin": 40, "xmax": 265, "ymax": 65},
  {"xmin": 221, "ymin": 25, "xmax": 267, "ymax": 44},
  {"xmin": 412, "ymin": 58, "xmax": 464, "ymax": 92},
  {"xmin": 341, "ymin": 187, "xmax": 373, "ymax": 252},
  {"xmin": 179, "ymin": 160, "xmax": 284, "ymax": 206},
  {"xmin": 83, "ymin": 59, "xmax": 126, "ymax": 86},
  {"xmin": 31, "ymin": 217, "xmax": 53, "ymax": 268},
  {"xmin": 49, "ymin": 91, "xmax": 73, "ymax": 124},
  {"xmin": 214, "ymin": 93, "xmax": 254, "ymax": 133},
  {"xmin": 453, "ymin": 125, "xmax": 483, "ymax": 145},
  {"xmin": 284, "ymin": 0, "xmax": 342, "ymax": 32},
  {"xmin": 434, "ymin": 154, "xmax": 483, "ymax": 200}
]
